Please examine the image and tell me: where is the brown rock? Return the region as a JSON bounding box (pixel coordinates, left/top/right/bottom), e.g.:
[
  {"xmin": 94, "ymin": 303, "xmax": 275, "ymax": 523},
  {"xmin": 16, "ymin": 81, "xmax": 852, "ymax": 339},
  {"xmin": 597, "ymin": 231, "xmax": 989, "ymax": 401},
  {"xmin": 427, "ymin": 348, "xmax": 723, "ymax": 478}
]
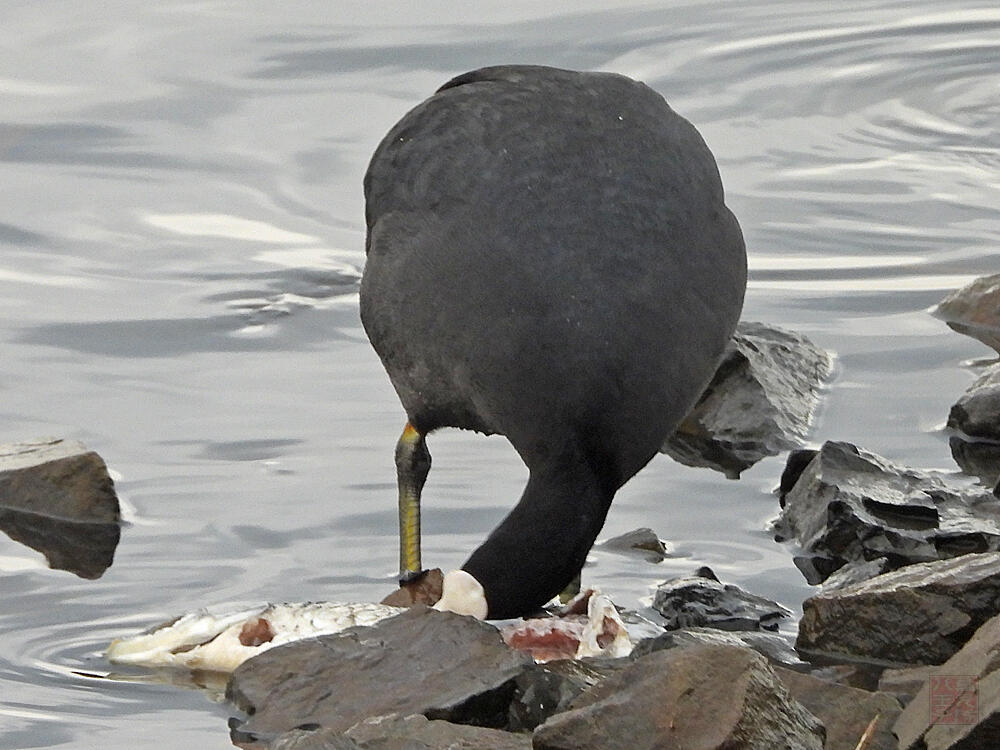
[
  {"xmin": 0, "ymin": 438, "xmax": 120, "ymax": 578},
  {"xmin": 0, "ymin": 438, "xmax": 118, "ymax": 523},
  {"xmin": 772, "ymin": 666, "xmax": 901, "ymax": 750},
  {"xmin": 532, "ymin": 644, "xmax": 825, "ymax": 750},
  {"xmin": 879, "ymin": 665, "xmax": 938, "ymax": 707},
  {"xmin": 932, "ymin": 273, "xmax": 1000, "ymax": 354},
  {"xmin": 797, "ymin": 552, "xmax": 1000, "ymax": 666},
  {"xmin": 267, "ymin": 714, "xmax": 532, "ymax": 750},
  {"xmin": 227, "ymin": 606, "xmax": 532, "ymax": 740},
  {"xmin": 379, "ymin": 568, "xmax": 443, "ymax": 607},
  {"xmin": 894, "ymin": 613, "xmax": 1000, "ymax": 750}
]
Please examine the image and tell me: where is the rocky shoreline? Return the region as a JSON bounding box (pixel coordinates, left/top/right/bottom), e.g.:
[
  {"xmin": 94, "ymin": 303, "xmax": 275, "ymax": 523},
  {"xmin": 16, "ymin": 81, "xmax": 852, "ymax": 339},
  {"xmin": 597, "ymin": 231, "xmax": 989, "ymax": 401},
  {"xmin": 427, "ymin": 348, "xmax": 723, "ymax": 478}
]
[{"xmin": 4, "ymin": 276, "xmax": 1000, "ymax": 748}]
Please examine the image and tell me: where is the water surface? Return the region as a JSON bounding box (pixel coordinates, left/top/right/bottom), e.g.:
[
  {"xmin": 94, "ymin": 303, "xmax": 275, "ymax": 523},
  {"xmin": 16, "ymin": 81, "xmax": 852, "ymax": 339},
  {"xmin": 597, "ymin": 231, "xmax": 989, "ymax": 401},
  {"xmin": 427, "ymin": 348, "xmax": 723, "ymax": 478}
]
[{"xmin": 2, "ymin": 2, "xmax": 998, "ymax": 747}]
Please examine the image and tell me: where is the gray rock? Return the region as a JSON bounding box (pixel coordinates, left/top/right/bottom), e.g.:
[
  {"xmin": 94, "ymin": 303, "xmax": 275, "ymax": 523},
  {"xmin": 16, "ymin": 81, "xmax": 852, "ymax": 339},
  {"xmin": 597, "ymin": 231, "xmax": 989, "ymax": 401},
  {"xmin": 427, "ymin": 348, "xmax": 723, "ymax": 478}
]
[
  {"xmin": 879, "ymin": 665, "xmax": 937, "ymax": 707},
  {"xmin": 949, "ymin": 361, "xmax": 1000, "ymax": 442},
  {"xmin": 949, "ymin": 436, "xmax": 1000, "ymax": 486},
  {"xmin": 651, "ymin": 567, "xmax": 791, "ymax": 632},
  {"xmin": 0, "ymin": 438, "xmax": 120, "ymax": 578},
  {"xmin": 772, "ymin": 666, "xmax": 902, "ymax": 750},
  {"xmin": 507, "ymin": 658, "xmax": 618, "ymax": 732},
  {"xmin": 532, "ymin": 644, "xmax": 825, "ymax": 750},
  {"xmin": 932, "ymin": 273, "xmax": 1000, "ymax": 354},
  {"xmin": 894, "ymin": 612, "xmax": 1000, "ymax": 750},
  {"xmin": 270, "ymin": 728, "xmax": 362, "ymax": 749},
  {"xmin": 662, "ymin": 321, "xmax": 832, "ymax": 478},
  {"xmin": 227, "ymin": 606, "xmax": 533, "ymax": 741},
  {"xmin": 633, "ymin": 626, "xmax": 808, "ymax": 671},
  {"xmin": 596, "ymin": 527, "xmax": 667, "ymax": 561},
  {"xmin": 796, "ymin": 552, "xmax": 1000, "ymax": 666},
  {"xmin": 0, "ymin": 438, "xmax": 118, "ymax": 522},
  {"xmin": 346, "ymin": 714, "xmax": 532, "ymax": 749},
  {"xmin": 776, "ymin": 441, "xmax": 1000, "ymax": 583}
]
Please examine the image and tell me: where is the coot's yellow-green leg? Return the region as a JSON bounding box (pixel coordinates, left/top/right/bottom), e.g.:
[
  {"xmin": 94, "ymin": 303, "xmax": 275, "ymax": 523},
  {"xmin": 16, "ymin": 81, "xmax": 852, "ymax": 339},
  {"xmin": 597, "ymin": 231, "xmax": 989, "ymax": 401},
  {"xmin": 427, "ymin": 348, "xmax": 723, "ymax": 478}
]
[{"xmin": 395, "ymin": 423, "xmax": 431, "ymax": 583}]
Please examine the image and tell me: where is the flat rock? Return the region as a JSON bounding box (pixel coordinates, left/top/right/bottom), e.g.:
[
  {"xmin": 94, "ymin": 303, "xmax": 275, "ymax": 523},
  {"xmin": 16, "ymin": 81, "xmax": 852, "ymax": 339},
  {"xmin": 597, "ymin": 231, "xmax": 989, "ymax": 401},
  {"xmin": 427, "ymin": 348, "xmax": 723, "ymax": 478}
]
[
  {"xmin": 267, "ymin": 714, "xmax": 532, "ymax": 750},
  {"xmin": 796, "ymin": 551, "xmax": 1000, "ymax": 666},
  {"xmin": 932, "ymin": 273, "xmax": 1000, "ymax": 353},
  {"xmin": 894, "ymin": 612, "xmax": 1000, "ymax": 750},
  {"xmin": 532, "ymin": 644, "xmax": 825, "ymax": 750},
  {"xmin": 0, "ymin": 438, "xmax": 120, "ymax": 578},
  {"xmin": 651, "ymin": 567, "xmax": 791, "ymax": 631},
  {"xmin": 227, "ymin": 606, "xmax": 533, "ymax": 743},
  {"xmin": 632, "ymin": 626, "xmax": 807, "ymax": 671},
  {"xmin": 879, "ymin": 664, "xmax": 937, "ymax": 707},
  {"xmin": 772, "ymin": 666, "xmax": 902, "ymax": 750},
  {"xmin": 662, "ymin": 321, "xmax": 832, "ymax": 478},
  {"xmin": 949, "ymin": 361, "xmax": 1000, "ymax": 442},
  {"xmin": 776, "ymin": 441, "xmax": 1000, "ymax": 583}
]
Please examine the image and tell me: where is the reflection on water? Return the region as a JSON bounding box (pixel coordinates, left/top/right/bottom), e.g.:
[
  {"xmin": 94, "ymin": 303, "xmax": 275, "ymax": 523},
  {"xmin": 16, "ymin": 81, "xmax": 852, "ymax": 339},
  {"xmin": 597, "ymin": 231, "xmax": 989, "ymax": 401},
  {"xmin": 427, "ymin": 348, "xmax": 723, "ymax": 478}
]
[
  {"xmin": 0, "ymin": 509, "xmax": 119, "ymax": 580},
  {"xmin": 1, "ymin": 1, "xmax": 999, "ymax": 747}
]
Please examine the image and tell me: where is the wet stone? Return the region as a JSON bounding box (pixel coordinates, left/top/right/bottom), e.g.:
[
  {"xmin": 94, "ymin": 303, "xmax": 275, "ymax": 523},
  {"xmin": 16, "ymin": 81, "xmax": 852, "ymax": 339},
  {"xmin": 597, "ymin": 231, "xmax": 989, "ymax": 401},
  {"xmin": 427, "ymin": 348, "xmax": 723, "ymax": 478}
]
[
  {"xmin": 949, "ymin": 435, "xmax": 1000, "ymax": 486},
  {"xmin": 532, "ymin": 644, "xmax": 825, "ymax": 750},
  {"xmin": 632, "ymin": 626, "xmax": 807, "ymax": 671},
  {"xmin": 894, "ymin": 612, "xmax": 1000, "ymax": 750},
  {"xmin": 227, "ymin": 606, "xmax": 533, "ymax": 742},
  {"xmin": 0, "ymin": 437, "xmax": 120, "ymax": 578},
  {"xmin": 595, "ymin": 527, "xmax": 667, "ymax": 561},
  {"xmin": 932, "ymin": 272, "xmax": 1000, "ymax": 354},
  {"xmin": 796, "ymin": 551, "xmax": 1000, "ymax": 667},
  {"xmin": 776, "ymin": 441, "xmax": 1000, "ymax": 582},
  {"xmin": 0, "ymin": 438, "xmax": 119, "ymax": 523},
  {"xmin": 651, "ymin": 566, "xmax": 791, "ymax": 632},
  {"xmin": 661, "ymin": 321, "xmax": 832, "ymax": 478},
  {"xmin": 948, "ymin": 361, "xmax": 1000, "ymax": 442},
  {"xmin": 772, "ymin": 666, "xmax": 902, "ymax": 750}
]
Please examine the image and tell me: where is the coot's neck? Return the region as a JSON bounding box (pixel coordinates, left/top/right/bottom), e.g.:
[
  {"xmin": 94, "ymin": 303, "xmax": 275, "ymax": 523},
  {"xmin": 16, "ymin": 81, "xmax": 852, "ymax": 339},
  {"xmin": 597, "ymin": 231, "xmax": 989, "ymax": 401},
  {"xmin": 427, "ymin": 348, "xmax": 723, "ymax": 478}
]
[{"xmin": 461, "ymin": 445, "xmax": 614, "ymax": 619}]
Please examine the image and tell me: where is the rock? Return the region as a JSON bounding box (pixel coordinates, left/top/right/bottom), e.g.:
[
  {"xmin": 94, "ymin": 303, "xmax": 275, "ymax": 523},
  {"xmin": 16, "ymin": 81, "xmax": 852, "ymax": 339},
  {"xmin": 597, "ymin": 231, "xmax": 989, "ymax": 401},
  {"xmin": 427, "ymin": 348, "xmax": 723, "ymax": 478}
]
[
  {"xmin": 596, "ymin": 527, "xmax": 667, "ymax": 561},
  {"xmin": 815, "ymin": 558, "xmax": 892, "ymax": 590},
  {"xmin": 532, "ymin": 644, "xmax": 825, "ymax": 750},
  {"xmin": 775, "ymin": 441, "xmax": 1000, "ymax": 582},
  {"xmin": 949, "ymin": 361, "xmax": 1000, "ymax": 441},
  {"xmin": 269, "ymin": 728, "xmax": 362, "ymax": 749},
  {"xmin": 346, "ymin": 714, "xmax": 532, "ymax": 749},
  {"xmin": 796, "ymin": 551, "xmax": 1000, "ymax": 666},
  {"xmin": 661, "ymin": 321, "xmax": 832, "ymax": 478},
  {"xmin": 932, "ymin": 272, "xmax": 1000, "ymax": 353},
  {"xmin": 894, "ymin": 612, "xmax": 1000, "ymax": 750},
  {"xmin": 379, "ymin": 568, "xmax": 443, "ymax": 608},
  {"xmin": 651, "ymin": 567, "xmax": 791, "ymax": 632},
  {"xmin": 0, "ymin": 438, "xmax": 120, "ymax": 578},
  {"xmin": 227, "ymin": 606, "xmax": 533, "ymax": 742},
  {"xmin": 879, "ymin": 665, "xmax": 937, "ymax": 707},
  {"xmin": 508, "ymin": 659, "xmax": 622, "ymax": 732},
  {"xmin": 950, "ymin": 436, "xmax": 1000, "ymax": 486},
  {"xmin": 772, "ymin": 666, "xmax": 902, "ymax": 750},
  {"xmin": 0, "ymin": 438, "xmax": 119, "ymax": 522},
  {"xmin": 633, "ymin": 626, "xmax": 808, "ymax": 671}
]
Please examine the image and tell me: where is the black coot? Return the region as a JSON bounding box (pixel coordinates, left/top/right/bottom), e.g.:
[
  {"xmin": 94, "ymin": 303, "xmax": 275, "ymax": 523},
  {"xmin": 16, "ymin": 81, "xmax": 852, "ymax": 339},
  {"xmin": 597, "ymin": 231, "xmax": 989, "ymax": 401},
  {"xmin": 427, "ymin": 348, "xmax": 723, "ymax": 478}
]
[{"xmin": 360, "ymin": 65, "xmax": 747, "ymax": 619}]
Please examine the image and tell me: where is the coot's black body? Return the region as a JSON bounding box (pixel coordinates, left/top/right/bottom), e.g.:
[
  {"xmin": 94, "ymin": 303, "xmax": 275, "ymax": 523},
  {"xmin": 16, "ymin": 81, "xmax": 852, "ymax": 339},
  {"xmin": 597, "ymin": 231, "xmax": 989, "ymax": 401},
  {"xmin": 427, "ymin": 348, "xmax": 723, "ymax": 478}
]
[{"xmin": 360, "ymin": 65, "xmax": 746, "ymax": 619}]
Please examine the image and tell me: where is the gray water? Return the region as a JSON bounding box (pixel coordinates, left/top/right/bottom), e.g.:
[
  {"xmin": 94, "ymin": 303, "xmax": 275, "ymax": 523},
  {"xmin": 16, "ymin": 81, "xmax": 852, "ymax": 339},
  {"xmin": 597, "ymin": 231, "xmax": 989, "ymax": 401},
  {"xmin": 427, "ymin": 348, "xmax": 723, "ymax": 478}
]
[{"xmin": 1, "ymin": 1, "xmax": 998, "ymax": 747}]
